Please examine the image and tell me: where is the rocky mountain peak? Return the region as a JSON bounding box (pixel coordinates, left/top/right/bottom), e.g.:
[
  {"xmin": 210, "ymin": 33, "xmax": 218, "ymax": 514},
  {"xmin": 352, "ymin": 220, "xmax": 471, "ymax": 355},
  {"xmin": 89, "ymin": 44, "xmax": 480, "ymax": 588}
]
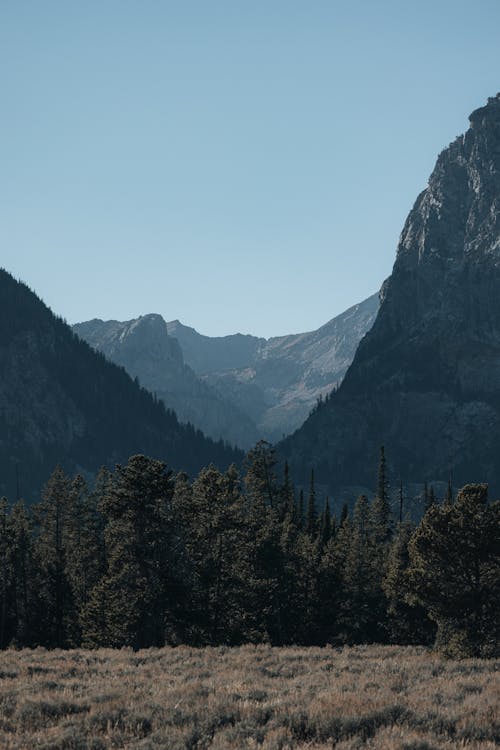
[{"xmin": 281, "ymin": 94, "xmax": 500, "ymax": 498}]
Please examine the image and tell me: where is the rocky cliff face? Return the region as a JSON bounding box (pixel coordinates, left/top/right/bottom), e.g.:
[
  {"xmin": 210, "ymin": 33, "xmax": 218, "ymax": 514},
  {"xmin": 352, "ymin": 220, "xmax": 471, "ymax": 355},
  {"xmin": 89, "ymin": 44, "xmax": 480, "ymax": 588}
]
[
  {"xmin": 74, "ymin": 316, "xmax": 260, "ymax": 448},
  {"xmin": 0, "ymin": 270, "xmax": 242, "ymax": 501},
  {"xmin": 280, "ymin": 94, "xmax": 500, "ymax": 497}
]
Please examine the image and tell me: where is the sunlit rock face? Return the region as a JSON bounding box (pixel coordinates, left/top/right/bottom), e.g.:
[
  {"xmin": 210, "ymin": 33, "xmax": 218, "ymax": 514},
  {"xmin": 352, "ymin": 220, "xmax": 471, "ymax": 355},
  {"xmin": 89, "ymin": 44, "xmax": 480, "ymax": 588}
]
[{"xmin": 281, "ymin": 94, "xmax": 500, "ymax": 496}]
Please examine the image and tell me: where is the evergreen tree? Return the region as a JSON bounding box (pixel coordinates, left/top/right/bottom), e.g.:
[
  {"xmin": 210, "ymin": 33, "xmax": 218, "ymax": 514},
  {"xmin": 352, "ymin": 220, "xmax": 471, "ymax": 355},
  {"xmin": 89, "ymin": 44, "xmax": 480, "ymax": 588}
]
[
  {"xmin": 297, "ymin": 489, "xmax": 305, "ymax": 530},
  {"xmin": 371, "ymin": 446, "xmax": 392, "ymax": 545},
  {"xmin": 445, "ymin": 478, "xmax": 454, "ymax": 505},
  {"xmin": 83, "ymin": 455, "xmax": 176, "ymax": 649},
  {"xmin": 306, "ymin": 470, "xmax": 317, "ymax": 536},
  {"xmin": 179, "ymin": 464, "xmax": 248, "ymax": 644},
  {"xmin": 34, "ymin": 466, "xmax": 74, "ymax": 647},
  {"xmin": 320, "ymin": 497, "xmax": 332, "ymax": 546},
  {"xmin": 382, "ymin": 521, "xmax": 435, "ymax": 645},
  {"xmin": 407, "ymin": 484, "xmax": 500, "ymax": 657},
  {"xmin": 398, "ymin": 481, "xmax": 404, "ymax": 524},
  {"xmin": 6, "ymin": 501, "xmax": 37, "ymax": 647},
  {"xmin": 338, "ymin": 495, "xmax": 383, "ymax": 643},
  {"xmin": 244, "ymin": 441, "xmax": 277, "ymax": 508},
  {"xmin": 0, "ymin": 498, "xmax": 9, "ymax": 649}
]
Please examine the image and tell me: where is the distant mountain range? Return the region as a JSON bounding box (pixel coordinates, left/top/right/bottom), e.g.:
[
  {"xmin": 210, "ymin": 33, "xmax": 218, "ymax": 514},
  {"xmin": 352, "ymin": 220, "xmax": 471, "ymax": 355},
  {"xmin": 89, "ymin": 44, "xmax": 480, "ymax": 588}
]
[
  {"xmin": 74, "ymin": 294, "xmax": 379, "ymax": 447},
  {"xmin": 280, "ymin": 93, "xmax": 500, "ymax": 498},
  {"xmin": 0, "ymin": 269, "xmax": 242, "ymax": 501}
]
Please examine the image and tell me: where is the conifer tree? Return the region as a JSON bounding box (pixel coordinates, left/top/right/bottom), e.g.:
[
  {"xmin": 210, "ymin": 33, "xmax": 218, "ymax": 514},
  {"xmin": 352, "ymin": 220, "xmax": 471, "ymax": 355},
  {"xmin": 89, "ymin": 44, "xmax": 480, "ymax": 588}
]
[
  {"xmin": 338, "ymin": 495, "xmax": 382, "ymax": 642},
  {"xmin": 445, "ymin": 478, "xmax": 453, "ymax": 504},
  {"xmin": 84, "ymin": 455, "xmax": 176, "ymax": 649},
  {"xmin": 382, "ymin": 520, "xmax": 435, "ymax": 645},
  {"xmin": 371, "ymin": 446, "xmax": 392, "ymax": 545},
  {"xmin": 6, "ymin": 501, "xmax": 36, "ymax": 647},
  {"xmin": 306, "ymin": 470, "xmax": 317, "ymax": 536},
  {"xmin": 244, "ymin": 440, "xmax": 277, "ymax": 508},
  {"xmin": 34, "ymin": 466, "xmax": 74, "ymax": 647},
  {"xmin": 297, "ymin": 489, "xmax": 304, "ymax": 530},
  {"xmin": 407, "ymin": 484, "xmax": 500, "ymax": 657},
  {"xmin": 0, "ymin": 498, "xmax": 9, "ymax": 649},
  {"xmin": 320, "ymin": 497, "xmax": 332, "ymax": 546},
  {"xmin": 241, "ymin": 446, "xmax": 284, "ymax": 643},
  {"xmin": 180, "ymin": 464, "xmax": 248, "ymax": 644}
]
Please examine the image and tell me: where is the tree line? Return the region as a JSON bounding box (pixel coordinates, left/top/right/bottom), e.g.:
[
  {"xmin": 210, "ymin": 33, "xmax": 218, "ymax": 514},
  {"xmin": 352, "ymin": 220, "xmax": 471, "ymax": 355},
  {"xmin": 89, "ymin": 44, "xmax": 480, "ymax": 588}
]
[{"xmin": 0, "ymin": 443, "xmax": 498, "ymax": 657}]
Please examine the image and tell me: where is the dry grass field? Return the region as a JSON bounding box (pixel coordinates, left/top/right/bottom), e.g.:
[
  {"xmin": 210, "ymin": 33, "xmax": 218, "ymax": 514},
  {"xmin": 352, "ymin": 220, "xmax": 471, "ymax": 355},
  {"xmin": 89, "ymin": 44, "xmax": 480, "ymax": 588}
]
[{"xmin": 0, "ymin": 645, "xmax": 498, "ymax": 749}]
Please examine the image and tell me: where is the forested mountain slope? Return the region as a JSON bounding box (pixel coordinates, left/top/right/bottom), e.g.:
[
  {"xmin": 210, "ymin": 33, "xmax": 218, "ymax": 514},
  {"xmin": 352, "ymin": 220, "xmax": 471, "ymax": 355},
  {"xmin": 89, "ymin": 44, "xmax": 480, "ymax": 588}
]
[{"xmin": 0, "ymin": 269, "xmax": 241, "ymax": 500}]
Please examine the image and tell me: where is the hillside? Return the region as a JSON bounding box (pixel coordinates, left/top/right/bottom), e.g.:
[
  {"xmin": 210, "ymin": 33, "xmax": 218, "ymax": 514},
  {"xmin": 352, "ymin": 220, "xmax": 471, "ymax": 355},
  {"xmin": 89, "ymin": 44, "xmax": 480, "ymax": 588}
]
[{"xmin": 0, "ymin": 269, "xmax": 241, "ymax": 500}]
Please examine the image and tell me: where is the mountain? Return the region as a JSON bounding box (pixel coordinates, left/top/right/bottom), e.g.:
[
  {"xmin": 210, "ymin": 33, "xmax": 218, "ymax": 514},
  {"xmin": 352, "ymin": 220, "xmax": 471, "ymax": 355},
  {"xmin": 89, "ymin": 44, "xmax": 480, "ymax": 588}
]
[
  {"xmin": 165, "ymin": 320, "xmax": 264, "ymax": 374},
  {"xmin": 73, "ymin": 315, "xmax": 260, "ymax": 448},
  {"xmin": 75, "ymin": 295, "xmax": 379, "ymax": 446},
  {"xmin": 200, "ymin": 294, "xmax": 379, "ymax": 442},
  {"xmin": 280, "ymin": 93, "xmax": 500, "ymax": 498},
  {"xmin": 0, "ymin": 269, "xmax": 242, "ymax": 501}
]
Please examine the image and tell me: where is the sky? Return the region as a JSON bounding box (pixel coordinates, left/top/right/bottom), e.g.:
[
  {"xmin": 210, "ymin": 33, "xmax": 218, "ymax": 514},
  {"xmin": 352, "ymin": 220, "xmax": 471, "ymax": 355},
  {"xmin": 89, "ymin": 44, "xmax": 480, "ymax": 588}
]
[{"xmin": 1, "ymin": 1, "xmax": 500, "ymax": 338}]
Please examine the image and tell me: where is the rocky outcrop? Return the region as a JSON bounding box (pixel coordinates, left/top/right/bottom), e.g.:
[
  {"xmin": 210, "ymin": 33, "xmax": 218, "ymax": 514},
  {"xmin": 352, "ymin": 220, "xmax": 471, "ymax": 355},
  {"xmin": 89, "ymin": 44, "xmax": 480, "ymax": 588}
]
[{"xmin": 280, "ymin": 94, "xmax": 500, "ymax": 497}]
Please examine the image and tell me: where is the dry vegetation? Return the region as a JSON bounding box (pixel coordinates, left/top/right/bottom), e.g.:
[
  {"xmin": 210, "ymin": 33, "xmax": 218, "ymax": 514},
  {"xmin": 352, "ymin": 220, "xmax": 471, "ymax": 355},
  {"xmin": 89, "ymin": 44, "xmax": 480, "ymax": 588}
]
[{"xmin": 0, "ymin": 645, "xmax": 498, "ymax": 749}]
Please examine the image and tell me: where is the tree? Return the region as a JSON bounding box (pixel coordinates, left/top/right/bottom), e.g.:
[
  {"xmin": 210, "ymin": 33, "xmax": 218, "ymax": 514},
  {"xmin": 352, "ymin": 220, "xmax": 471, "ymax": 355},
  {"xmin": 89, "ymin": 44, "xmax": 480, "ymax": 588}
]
[
  {"xmin": 338, "ymin": 495, "xmax": 384, "ymax": 643},
  {"xmin": 371, "ymin": 446, "xmax": 392, "ymax": 545},
  {"xmin": 407, "ymin": 484, "xmax": 500, "ymax": 657},
  {"xmin": 83, "ymin": 455, "xmax": 176, "ymax": 649},
  {"xmin": 382, "ymin": 521, "xmax": 435, "ymax": 645},
  {"xmin": 306, "ymin": 470, "xmax": 317, "ymax": 536},
  {"xmin": 244, "ymin": 441, "xmax": 277, "ymax": 508},
  {"xmin": 179, "ymin": 464, "xmax": 247, "ymax": 645},
  {"xmin": 6, "ymin": 501, "xmax": 37, "ymax": 647},
  {"xmin": 34, "ymin": 466, "xmax": 75, "ymax": 647}
]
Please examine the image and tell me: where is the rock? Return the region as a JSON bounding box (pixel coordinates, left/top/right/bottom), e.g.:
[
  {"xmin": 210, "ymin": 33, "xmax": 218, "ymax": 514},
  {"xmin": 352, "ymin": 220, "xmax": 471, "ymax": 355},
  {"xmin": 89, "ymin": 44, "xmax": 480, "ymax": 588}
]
[{"xmin": 280, "ymin": 93, "xmax": 500, "ymax": 499}]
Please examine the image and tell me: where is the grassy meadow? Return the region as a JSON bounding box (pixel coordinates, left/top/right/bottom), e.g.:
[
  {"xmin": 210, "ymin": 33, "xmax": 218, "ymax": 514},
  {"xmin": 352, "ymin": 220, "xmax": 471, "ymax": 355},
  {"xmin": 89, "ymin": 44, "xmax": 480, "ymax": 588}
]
[{"xmin": 0, "ymin": 645, "xmax": 498, "ymax": 749}]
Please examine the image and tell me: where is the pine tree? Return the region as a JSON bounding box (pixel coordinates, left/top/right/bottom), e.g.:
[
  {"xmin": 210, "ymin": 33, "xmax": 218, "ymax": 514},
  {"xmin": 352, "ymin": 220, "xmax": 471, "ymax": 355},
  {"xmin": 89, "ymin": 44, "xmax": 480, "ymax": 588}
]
[
  {"xmin": 6, "ymin": 501, "xmax": 37, "ymax": 647},
  {"xmin": 320, "ymin": 497, "xmax": 332, "ymax": 546},
  {"xmin": 244, "ymin": 441, "xmax": 278, "ymax": 508},
  {"xmin": 83, "ymin": 455, "xmax": 176, "ymax": 649},
  {"xmin": 382, "ymin": 520, "xmax": 435, "ymax": 645},
  {"xmin": 371, "ymin": 446, "xmax": 392, "ymax": 544},
  {"xmin": 306, "ymin": 470, "xmax": 317, "ymax": 536},
  {"xmin": 338, "ymin": 495, "xmax": 383, "ymax": 643},
  {"xmin": 297, "ymin": 489, "xmax": 305, "ymax": 530},
  {"xmin": 0, "ymin": 498, "xmax": 9, "ymax": 649},
  {"xmin": 407, "ymin": 484, "xmax": 500, "ymax": 657},
  {"xmin": 444, "ymin": 478, "xmax": 453, "ymax": 505},
  {"xmin": 398, "ymin": 481, "xmax": 404, "ymax": 524},
  {"xmin": 34, "ymin": 466, "xmax": 74, "ymax": 647}
]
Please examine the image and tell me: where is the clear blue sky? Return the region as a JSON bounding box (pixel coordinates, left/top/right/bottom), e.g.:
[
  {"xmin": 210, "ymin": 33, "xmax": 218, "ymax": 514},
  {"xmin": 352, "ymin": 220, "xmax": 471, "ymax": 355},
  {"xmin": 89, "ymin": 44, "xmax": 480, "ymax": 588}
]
[{"xmin": 1, "ymin": 1, "xmax": 500, "ymax": 337}]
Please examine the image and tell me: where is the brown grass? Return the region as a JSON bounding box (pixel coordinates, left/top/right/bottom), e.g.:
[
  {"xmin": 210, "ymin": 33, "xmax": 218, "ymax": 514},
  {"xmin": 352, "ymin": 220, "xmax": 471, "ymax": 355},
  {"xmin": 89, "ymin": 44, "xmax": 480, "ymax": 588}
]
[{"xmin": 0, "ymin": 645, "xmax": 498, "ymax": 749}]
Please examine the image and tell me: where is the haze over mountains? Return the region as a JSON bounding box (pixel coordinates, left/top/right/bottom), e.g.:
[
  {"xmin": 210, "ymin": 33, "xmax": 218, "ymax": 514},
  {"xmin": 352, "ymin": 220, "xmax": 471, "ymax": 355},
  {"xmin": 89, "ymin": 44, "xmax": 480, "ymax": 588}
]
[
  {"xmin": 281, "ymin": 93, "xmax": 500, "ymax": 497},
  {"xmin": 74, "ymin": 294, "xmax": 379, "ymax": 447},
  {"xmin": 0, "ymin": 270, "xmax": 241, "ymax": 501}
]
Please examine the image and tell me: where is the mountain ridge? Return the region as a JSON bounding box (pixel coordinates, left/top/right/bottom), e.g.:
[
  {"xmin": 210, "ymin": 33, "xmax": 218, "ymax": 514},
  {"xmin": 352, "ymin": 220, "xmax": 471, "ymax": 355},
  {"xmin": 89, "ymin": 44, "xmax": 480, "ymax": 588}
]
[
  {"xmin": 280, "ymin": 93, "xmax": 500, "ymax": 497},
  {"xmin": 0, "ymin": 269, "xmax": 242, "ymax": 501},
  {"xmin": 75, "ymin": 293, "xmax": 379, "ymax": 446}
]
